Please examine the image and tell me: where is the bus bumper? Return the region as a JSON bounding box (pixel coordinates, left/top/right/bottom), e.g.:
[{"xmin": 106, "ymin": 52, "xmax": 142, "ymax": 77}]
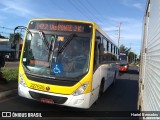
[{"xmin": 18, "ymin": 84, "xmax": 91, "ymax": 109}]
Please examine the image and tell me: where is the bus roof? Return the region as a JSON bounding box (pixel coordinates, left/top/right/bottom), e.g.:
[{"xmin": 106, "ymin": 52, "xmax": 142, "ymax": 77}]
[{"xmin": 29, "ymin": 18, "xmax": 94, "ymax": 25}]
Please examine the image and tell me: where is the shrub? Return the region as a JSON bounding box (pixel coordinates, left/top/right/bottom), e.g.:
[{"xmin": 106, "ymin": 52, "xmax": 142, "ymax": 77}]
[{"xmin": 1, "ymin": 68, "xmax": 18, "ymax": 81}]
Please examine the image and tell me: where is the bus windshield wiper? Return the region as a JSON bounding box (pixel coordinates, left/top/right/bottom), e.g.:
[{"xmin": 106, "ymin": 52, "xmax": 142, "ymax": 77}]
[
  {"xmin": 39, "ymin": 31, "xmax": 50, "ymax": 51},
  {"xmin": 48, "ymin": 35, "xmax": 56, "ymax": 61},
  {"xmin": 57, "ymin": 33, "xmax": 77, "ymax": 54}
]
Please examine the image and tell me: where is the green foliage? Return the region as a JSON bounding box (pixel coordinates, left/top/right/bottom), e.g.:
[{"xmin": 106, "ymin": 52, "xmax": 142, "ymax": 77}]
[
  {"xmin": 120, "ymin": 44, "xmax": 131, "ymax": 53},
  {"xmin": 128, "ymin": 52, "xmax": 135, "ymax": 63},
  {"xmin": 0, "ymin": 34, "xmax": 6, "ymax": 39},
  {"xmin": 1, "ymin": 68, "xmax": 18, "ymax": 81}
]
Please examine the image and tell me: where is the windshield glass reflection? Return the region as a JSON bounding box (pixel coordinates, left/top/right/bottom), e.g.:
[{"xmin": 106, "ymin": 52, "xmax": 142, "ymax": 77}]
[{"xmin": 22, "ymin": 33, "xmax": 91, "ymax": 78}]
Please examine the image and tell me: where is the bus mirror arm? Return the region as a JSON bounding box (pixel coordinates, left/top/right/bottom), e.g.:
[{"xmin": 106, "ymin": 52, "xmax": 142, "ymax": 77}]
[
  {"xmin": 14, "ymin": 26, "xmax": 32, "ymax": 37},
  {"xmin": 96, "ymin": 36, "xmax": 101, "ymax": 40},
  {"xmin": 13, "ymin": 26, "xmax": 33, "ymax": 47}
]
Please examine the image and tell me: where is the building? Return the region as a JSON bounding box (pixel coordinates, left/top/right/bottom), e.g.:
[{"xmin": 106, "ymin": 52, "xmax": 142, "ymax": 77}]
[
  {"xmin": 0, "ymin": 34, "xmax": 23, "ymax": 60},
  {"xmin": 0, "ymin": 38, "xmax": 15, "ymax": 60}
]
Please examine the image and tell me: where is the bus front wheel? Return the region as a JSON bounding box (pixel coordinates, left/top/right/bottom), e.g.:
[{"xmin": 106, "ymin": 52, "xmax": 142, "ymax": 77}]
[
  {"xmin": 98, "ymin": 79, "xmax": 104, "ymax": 98},
  {"xmin": 94, "ymin": 79, "xmax": 104, "ymax": 105}
]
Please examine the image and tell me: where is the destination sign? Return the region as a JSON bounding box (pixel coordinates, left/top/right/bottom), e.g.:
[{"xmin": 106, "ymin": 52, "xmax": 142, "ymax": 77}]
[{"xmin": 29, "ymin": 21, "xmax": 92, "ymax": 33}]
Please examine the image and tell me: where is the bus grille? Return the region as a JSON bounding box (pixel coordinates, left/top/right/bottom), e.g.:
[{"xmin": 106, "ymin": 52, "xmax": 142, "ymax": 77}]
[{"xmin": 29, "ymin": 91, "xmax": 68, "ymax": 104}]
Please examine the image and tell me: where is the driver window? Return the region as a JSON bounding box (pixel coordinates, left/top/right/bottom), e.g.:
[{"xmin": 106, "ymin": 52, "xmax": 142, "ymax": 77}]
[{"xmin": 94, "ymin": 41, "xmax": 99, "ymax": 70}]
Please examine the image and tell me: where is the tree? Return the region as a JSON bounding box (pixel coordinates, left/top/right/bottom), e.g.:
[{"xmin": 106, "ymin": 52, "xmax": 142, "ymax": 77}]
[
  {"xmin": 119, "ymin": 44, "xmax": 131, "ymax": 54},
  {"xmin": 128, "ymin": 52, "xmax": 139, "ymax": 63},
  {"xmin": 11, "ymin": 33, "xmax": 22, "ymax": 49},
  {"xmin": 0, "ymin": 34, "xmax": 6, "ymax": 39},
  {"xmin": 128, "ymin": 52, "xmax": 134, "ymax": 63}
]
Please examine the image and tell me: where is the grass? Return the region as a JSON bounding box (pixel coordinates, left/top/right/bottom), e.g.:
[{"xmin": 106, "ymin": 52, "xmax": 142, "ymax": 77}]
[{"xmin": 1, "ymin": 68, "xmax": 18, "ymax": 82}]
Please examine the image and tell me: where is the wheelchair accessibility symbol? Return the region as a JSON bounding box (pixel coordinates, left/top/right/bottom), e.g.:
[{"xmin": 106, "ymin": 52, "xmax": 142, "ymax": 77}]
[{"xmin": 52, "ymin": 64, "xmax": 63, "ymax": 74}]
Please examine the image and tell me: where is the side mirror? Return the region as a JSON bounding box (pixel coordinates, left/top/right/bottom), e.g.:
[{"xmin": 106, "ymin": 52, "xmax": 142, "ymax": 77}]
[{"xmin": 96, "ymin": 36, "xmax": 101, "ymax": 41}]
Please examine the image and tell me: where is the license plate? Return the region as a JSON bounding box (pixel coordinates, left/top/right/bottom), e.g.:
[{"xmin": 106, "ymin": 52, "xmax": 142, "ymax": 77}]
[
  {"xmin": 30, "ymin": 83, "xmax": 45, "ymax": 91},
  {"xmin": 40, "ymin": 98, "xmax": 54, "ymax": 104}
]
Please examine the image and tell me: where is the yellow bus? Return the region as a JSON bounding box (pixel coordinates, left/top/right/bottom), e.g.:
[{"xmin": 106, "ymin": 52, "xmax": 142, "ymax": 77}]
[{"xmin": 17, "ymin": 19, "xmax": 119, "ymax": 108}]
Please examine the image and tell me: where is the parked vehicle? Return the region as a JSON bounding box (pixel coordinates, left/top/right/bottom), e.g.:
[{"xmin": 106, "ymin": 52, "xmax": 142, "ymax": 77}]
[
  {"xmin": 119, "ymin": 53, "xmax": 129, "ymax": 72},
  {"xmin": 138, "ymin": 0, "xmax": 160, "ymax": 116}
]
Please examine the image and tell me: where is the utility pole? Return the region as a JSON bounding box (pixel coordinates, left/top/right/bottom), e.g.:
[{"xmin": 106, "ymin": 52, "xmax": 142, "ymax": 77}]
[{"xmin": 117, "ymin": 22, "xmax": 122, "ymax": 48}]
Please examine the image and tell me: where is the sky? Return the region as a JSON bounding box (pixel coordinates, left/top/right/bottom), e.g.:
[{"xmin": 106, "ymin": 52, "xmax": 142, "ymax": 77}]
[{"xmin": 0, "ymin": 0, "xmax": 146, "ymax": 55}]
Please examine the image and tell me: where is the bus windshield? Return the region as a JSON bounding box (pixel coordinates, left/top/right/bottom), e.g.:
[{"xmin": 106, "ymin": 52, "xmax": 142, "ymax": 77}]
[
  {"xmin": 119, "ymin": 55, "xmax": 127, "ymax": 61},
  {"xmin": 22, "ymin": 32, "xmax": 91, "ymax": 79},
  {"xmin": 119, "ymin": 54, "xmax": 128, "ymax": 65}
]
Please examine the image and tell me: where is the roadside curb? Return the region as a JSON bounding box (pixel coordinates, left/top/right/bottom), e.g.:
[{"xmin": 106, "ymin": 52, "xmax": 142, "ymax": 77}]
[{"xmin": 0, "ymin": 89, "xmax": 17, "ymax": 101}]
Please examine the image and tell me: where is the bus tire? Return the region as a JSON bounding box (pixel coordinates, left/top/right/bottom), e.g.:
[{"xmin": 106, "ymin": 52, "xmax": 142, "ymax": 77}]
[
  {"xmin": 98, "ymin": 79, "xmax": 104, "ymax": 98},
  {"xmin": 112, "ymin": 72, "xmax": 116, "ymax": 86},
  {"xmin": 94, "ymin": 79, "xmax": 104, "ymax": 105}
]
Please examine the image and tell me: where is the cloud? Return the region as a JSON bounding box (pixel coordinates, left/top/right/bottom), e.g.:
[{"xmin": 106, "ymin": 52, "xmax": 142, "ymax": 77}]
[
  {"xmin": 105, "ymin": 16, "xmax": 143, "ymax": 40},
  {"xmin": 0, "ymin": 0, "xmax": 65, "ymax": 19},
  {"xmin": 121, "ymin": 0, "xmax": 145, "ymax": 11},
  {"xmin": 107, "ymin": 16, "xmax": 138, "ymax": 24},
  {"xmin": 0, "ymin": 16, "xmax": 6, "ymax": 20},
  {"xmin": 102, "ymin": 16, "xmax": 143, "ymax": 54},
  {"xmin": 96, "ymin": 22, "xmax": 104, "ymax": 26},
  {"xmin": 121, "ymin": 34, "xmax": 142, "ymax": 41},
  {"xmin": 0, "ymin": 16, "xmax": 7, "ymax": 24},
  {"xmin": 132, "ymin": 3, "xmax": 144, "ymax": 10},
  {"xmin": 0, "ymin": 0, "xmax": 37, "ymax": 18},
  {"xmin": 103, "ymin": 27, "xmax": 117, "ymax": 32},
  {"xmin": 0, "ymin": 7, "xmax": 9, "ymax": 12}
]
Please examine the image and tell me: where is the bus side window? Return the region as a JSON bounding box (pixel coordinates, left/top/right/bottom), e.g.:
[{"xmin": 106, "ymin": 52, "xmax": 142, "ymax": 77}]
[
  {"xmin": 94, "ymin": 41, "xmax": 100, "ymax": 70},
  {"xmin": 99, "ymin": 43, "xmax": 105, "ymax": 63},
  {"xmin": 107, "ymin": 41, "xmax": 109, "ymax": 51}
]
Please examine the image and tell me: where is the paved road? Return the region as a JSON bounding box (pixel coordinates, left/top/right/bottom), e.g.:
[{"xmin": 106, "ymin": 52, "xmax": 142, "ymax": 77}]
[{"xmin": 0, "ymin": 66, "xmax": 139, "ymax": 118}]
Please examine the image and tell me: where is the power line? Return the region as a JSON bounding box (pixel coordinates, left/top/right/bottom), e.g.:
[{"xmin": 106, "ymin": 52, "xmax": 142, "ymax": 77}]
[
  {"xmin": 0, "ymin": 26, "xmax": 25, "ymax": 33},
  {"xmin": 0, "ymin": 30, "xmax": 24, "ymax": 34},
  {"xmin": 0, "ymin": 26, "xmax": 14, "ymax": 31},
  {"xmin": 77, "ymin": 0, "xmax": 98, "ymax": 22},
  {"xmin": 78, "ymin": 0, "xmax": 118, "ymax": 42},
  {"xmin": 68, "ymin": 0, "xmax": 94, "ymax": 21},
  {"xmin": 0, "ymin": 32, "xmax": 11, "ymax": 35},
  {"xmin": 77, "ymin": 0, "xmax": 106, "ymax": 26},
  {"xmin": 85, "ymin": 0, "xmax": 114, "ymax": 27}
]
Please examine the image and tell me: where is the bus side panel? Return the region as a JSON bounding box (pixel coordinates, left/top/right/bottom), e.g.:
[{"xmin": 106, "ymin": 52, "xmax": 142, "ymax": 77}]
[
  {"xmin": 100, "ymin": 64, "xmax": 112, "ymax": 92},
  {"xmin": 90, "ymin": 67, "xmax": 101, "ymax": 105},
  {"xmin": 90, "ymin": 64, "xmax": 111, "ymax": 104},
  {"xmin": 111, "ymin": 63, "xmax": 119, "ymax": 78}
]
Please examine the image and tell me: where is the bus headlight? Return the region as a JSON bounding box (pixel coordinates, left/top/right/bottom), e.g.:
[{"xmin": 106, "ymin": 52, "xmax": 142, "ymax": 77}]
[
  {"xmin": 19, "ymin": 73, "xmax": 27, "ymax": 87},
  {"xmin": 124, "ymin": 65, "xmax": 127, "ymax": 68},
  {"xmin": 72, "ymin": 82, "xmax": 89, "ymax": 96}
]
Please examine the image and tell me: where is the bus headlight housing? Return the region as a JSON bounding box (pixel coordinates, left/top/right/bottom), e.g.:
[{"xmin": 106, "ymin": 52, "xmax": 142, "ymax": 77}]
[
  {"xmin": 72, "ymin": 82, "xmax": 89, "ymax": 96},
  {"xmin": 19, "ymin": 73, "xmax": 27, "ymax": 87}
]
